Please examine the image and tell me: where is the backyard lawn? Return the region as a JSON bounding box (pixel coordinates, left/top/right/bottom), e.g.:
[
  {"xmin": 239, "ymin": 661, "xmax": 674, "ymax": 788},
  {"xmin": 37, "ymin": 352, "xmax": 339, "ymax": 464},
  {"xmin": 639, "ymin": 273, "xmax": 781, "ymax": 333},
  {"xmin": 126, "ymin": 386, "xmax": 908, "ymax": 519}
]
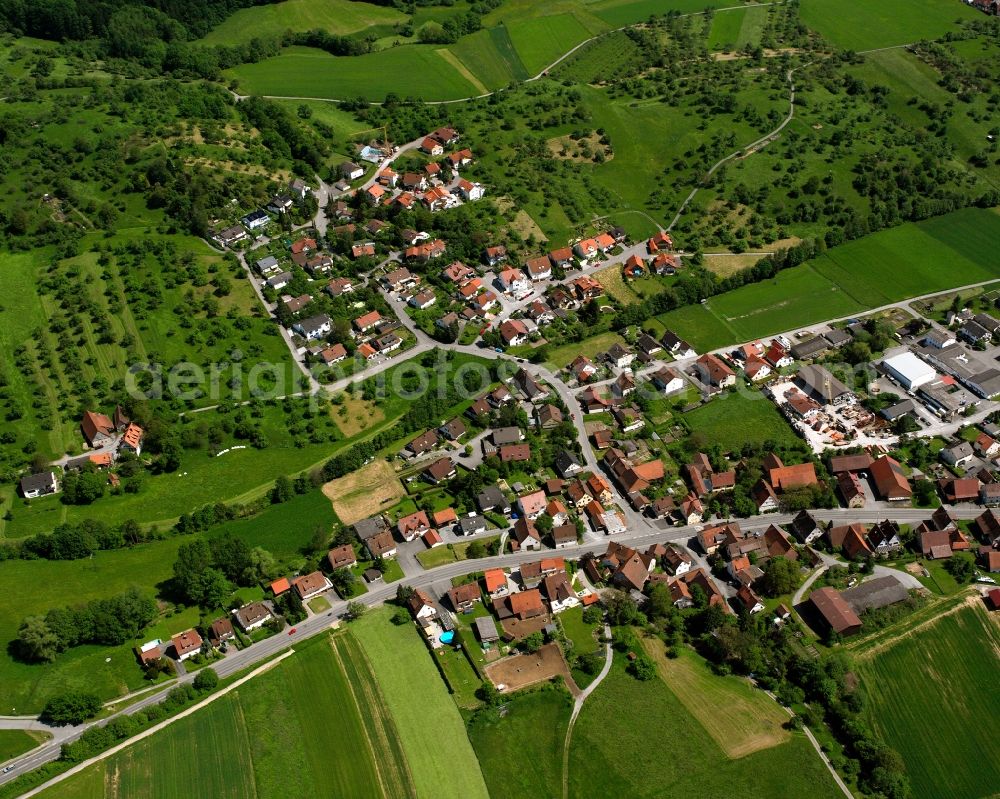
[{"xmin": 684, "ymin": 392, "xmax": 799, "ymax": 452}]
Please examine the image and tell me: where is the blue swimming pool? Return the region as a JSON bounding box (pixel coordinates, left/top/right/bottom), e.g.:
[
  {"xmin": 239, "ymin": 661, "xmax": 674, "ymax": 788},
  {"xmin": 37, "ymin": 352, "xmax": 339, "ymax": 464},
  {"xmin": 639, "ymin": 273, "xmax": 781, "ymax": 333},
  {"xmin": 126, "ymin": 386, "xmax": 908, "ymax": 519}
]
[{"xmin": 439, "ymin": 630, "xmax": 456, "ymax": 644}]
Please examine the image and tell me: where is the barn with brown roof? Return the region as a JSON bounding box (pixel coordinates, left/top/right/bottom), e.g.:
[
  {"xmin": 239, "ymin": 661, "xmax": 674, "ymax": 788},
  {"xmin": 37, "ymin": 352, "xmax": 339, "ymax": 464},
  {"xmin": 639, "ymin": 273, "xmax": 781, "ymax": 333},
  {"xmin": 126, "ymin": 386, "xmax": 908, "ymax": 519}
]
[{"xmin": 808, "ymin": 587, "xmax": 862, "ymax": 636}]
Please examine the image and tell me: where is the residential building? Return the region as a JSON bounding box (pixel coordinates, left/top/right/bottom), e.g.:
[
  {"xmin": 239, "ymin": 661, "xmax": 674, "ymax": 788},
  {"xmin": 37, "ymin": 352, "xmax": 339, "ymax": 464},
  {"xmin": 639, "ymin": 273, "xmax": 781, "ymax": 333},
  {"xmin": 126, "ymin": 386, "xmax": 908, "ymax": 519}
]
[
  {"xmin": 233, "ymin": 602, "xmax": 273, "ymax": 632},
  {"xmin": 292, "ymin": 571, "xmax": 332, "ymax": 600}
]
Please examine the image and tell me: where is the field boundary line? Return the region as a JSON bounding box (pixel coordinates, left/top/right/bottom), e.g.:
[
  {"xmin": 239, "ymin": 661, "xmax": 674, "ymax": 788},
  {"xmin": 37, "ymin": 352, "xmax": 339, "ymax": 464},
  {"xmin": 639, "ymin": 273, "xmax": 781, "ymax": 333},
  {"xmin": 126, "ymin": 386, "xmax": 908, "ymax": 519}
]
[
  {"xmin": 328, "ymin": 636, "xmax": 392, "ymax": 799},
  {"xmin": 18, "ymin": 649, "xmax": 296, "ymax": 799},
  {"xmin": 848, "ymin": 591, "xmax": 985, "ymax": 660},
  {"xmin": 338, "ymin": 633, "xmax": 418, "ymax": 798}
]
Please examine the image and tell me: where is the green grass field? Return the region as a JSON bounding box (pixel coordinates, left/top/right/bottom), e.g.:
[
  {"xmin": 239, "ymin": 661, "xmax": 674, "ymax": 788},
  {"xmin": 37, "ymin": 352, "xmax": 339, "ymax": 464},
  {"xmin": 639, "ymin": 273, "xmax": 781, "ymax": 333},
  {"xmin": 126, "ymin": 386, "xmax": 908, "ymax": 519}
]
[
  {"xmin": 506, "ymin": 13, "xmax": 595, "ymax": 75},
  {"xmin": 856, "ymin": 601, "xmax": 1000, "ymax": 799},
  {"xmin": 228, "ymin": 45, "xmax": 480, "ymax": 101},
  {"xmin": 449, "ymin": 27, "xmax": 529, "ymax": 88},
  {"xmin": 200, "ymin": 0, "xmax": 406, "ymax": 44},
  {"xmin": 644, "ymin": 642, "xmax": 791, "ymax": 757},
  {"xmin": 38, "ymin": 631, "xmax": 414, "ymax": 798},
  {"xmin": 560, "ymin": 606, "xmax": 600, "ymax": 656},
  {"xmin": 660, "ymin": 209, "xmax": 1000, "ymax": 351},
  {"xmin": 467, "ymin": 688, "xmax": 573, "ymax": 799},
  {"xmin": 568, "ymin": 652, "xmax": 844, "ymax": 798},
  {"xmin": 708, "ymin": 5, "xmax": 768, "ymax": 51},
  {"xmin": 799, "ymin": 0, "xmax": 981, "ymax": 51},
  {"xmin": 0, "ymin": 730, "xmax": 45, "ymax": 763},
  {"xmin": 0, "ymin": 539, "xmax": 186, "ymax": 713},
  {"xmin": 352, "ymin": 608, "xmax": 490, "ymax": 799},
  {"xmin": 685, "ymin": 392, "xmax": 800, "ymax": 451}
]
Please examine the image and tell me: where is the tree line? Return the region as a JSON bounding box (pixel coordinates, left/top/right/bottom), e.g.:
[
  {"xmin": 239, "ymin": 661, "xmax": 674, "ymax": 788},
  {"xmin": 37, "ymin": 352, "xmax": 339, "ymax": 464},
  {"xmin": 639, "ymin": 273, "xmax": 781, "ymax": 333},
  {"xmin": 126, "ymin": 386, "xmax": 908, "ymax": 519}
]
[{"xmin": 15, "ymin": 587, "xmax": 157, "ymax": 663}]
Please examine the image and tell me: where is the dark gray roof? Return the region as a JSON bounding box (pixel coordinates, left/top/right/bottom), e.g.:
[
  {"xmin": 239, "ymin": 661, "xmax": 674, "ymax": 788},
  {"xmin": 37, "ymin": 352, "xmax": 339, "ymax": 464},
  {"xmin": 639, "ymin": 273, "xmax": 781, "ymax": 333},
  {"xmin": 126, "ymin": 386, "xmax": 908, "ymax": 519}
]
[
  {"xmin": 790, "ymin": 336, "xmax": 828, "ymax": 360},
  {"xmin": 795, "ymin": 364, "xmax": 851, "ymax": 403},
  {"xmin": 880, "ymin": 399, "xmax": 916, "ymax": 421},
  {"xmin": 477, "ymin": 485, "xmax": 507, "ymax": 511},
  {"xmin": 491, "ymin": 427, "xmax": 522, "ymax": 446},
  {"xmin": 353, "ymin": 516, "xmax": 387, "ymax": 540},
  {"xmin": 841, "ymin": 576, "xmax": 909, "ymax": 613},
  {"xmin": 823, "ymin": 328, "xmax": 852, "ymax": 347},
  {"xmin": 474, "ymin": 615, "xmax": 500, "ymax": 641},
  {"xmin": 20, "ymin": 471, "xmax": 56, "ymax": 494},
  {"xmin": 458, "ymin": 514, "xmax": 487, "ymax": 534}
]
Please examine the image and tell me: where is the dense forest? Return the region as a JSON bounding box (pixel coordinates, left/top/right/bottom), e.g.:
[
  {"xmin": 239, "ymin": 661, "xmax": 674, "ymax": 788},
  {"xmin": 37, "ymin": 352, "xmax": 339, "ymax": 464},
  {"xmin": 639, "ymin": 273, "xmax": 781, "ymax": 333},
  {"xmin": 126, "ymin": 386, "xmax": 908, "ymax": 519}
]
[{"xmin": 0, "ymin": 0, "xmax": 278, "ymax": 42}]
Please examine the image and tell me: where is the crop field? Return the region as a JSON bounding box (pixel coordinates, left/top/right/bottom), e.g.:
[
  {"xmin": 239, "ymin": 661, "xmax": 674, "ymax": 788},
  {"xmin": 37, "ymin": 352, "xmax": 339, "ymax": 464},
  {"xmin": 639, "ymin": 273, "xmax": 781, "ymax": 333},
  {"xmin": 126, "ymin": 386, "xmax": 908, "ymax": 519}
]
[
  {"xmin": 506, "ymin": 13, "xmax": 595, "ymax": 75},
  {"xmin": 228, "ymin": 45, "xmax": 480, "ymax": 101},
  {"xmin": 813, "ymin": 208, "xmax": 1000, "ymax": 306},
  {"xmin": 856, "ymin": 600, "xmax": 1000, "ymax": 799},
  {"xmin": 660, "ymin": 209, "xmax": 1000, "ymax": 352},
  {"xmin": 707, "ymin": 265, "xmax": 863, "ymax": 343},
  {"xmin": 708, "ymin": 5, "xmax": 768, "ymax": 51},
  {"xmin": 323, "ymin": 458, "xmax": 406, "ymax": 525},
  {"xmin": 449, "ymin": 27, "xmax": 529, "ymax": 88},
  {"xmin": 569, "ymin": 654, "xmax": 844, "ymax": 798},
  {"xmin": 685, "ymin": 392, "xmax": 800, "ymax": 451},
  {"xmin": 352, "ymin": 608, "xmax": 490, "ymax": 799},
  {"xmin": 799, "ymin": 0, "xmax": 980, "ymax": 51},
  {"xmin": 200, "ymin": 0, "xmax": 406, "ymax": 44},
  {"xmin": 467, "ymin": 688, "xmax": 573, "ymax": 799},
  {"xmin": 39, "ymin": 632, "xmax": 414, "ymax": 798},
  {"xmin": 643, "ymin": 641, "xmax": 790, "ymax": 757}
]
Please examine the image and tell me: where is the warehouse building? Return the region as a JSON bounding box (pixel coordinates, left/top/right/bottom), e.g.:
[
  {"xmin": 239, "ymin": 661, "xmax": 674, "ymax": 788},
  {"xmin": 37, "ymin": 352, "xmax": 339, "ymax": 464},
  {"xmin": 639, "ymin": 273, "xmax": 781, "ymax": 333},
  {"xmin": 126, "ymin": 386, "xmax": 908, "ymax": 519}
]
[{"xmin": 882, "ymin": 351, "xmax": 936, "ymax": 391}]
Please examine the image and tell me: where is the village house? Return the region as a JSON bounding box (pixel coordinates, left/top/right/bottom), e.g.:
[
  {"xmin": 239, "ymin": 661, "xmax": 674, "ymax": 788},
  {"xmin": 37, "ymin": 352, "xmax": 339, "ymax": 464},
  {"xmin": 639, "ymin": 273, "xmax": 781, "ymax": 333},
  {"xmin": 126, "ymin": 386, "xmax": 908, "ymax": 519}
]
[
  {"xmin": 483, "ymin": 568, "xmax": 509, "ymax": 599},
  {"xmin": 397, "ymin": 510, "xmax": 432, "ymax": 542},
  {"xmin": 694, "ymin": 353, "xmax": 736, "ymax": 388},
  {"xmin": 423, "ymin": 457, "xmax": 457, "ymax": 485},
  {"xmin": 512, "ymin": 517, "xmax": 542, "ymax": 551},
  {"xmin": 233, "ymin": 602, "xmax": 273, "ymax": 633},
  {"xmin": 294, "ymin": 314, "xmax": 332, "ymax": 341},
  {"xmin": 20, "ymin": 471, "xmax": 59, "ymax": 499},
  {"xmin": 171, "ymin": 629, "xmax": 203, "ymax": 661},
  {"xmin": 292, "ymin": 571, "xmax": 332, "ymax": 600},
  {"xmin": 328, "ymin": 544, "xmax": 357, "ymax": 571},
  {"xmin": 448, "ymin": 582, "xmax": 483, "ymax": 613}
]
